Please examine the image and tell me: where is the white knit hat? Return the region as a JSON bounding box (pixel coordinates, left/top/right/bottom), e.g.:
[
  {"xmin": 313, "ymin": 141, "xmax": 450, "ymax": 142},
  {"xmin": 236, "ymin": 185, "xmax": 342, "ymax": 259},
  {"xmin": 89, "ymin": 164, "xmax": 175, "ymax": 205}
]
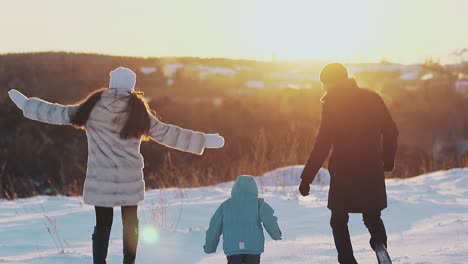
[{"xmin": 109, "ymin": 67, "xmax": 136, "ymax": 92}]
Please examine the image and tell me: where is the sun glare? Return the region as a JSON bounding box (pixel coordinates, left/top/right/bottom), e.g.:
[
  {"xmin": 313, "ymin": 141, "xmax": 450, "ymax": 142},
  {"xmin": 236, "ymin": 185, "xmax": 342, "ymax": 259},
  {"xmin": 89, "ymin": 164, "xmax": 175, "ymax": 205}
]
[
  {"xmin": 237, "ymin": 0, "xmax": 390, "ymax": 61},
  {"xmin": 1, "ymin": 0, "xmax": 466, "ymax": 63},
  {"xmin": 141, "ymin": 225, "xmax": 160, "ymax": 244}
]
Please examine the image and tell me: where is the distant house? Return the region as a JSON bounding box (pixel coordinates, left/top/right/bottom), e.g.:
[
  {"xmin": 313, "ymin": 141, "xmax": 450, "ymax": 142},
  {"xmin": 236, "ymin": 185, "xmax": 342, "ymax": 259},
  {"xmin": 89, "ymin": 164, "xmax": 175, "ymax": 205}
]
[
  {"xmin": 140, "ymin": 67, "xmax": 157, "ymax": 74},
  {"xmin": 193, "ymin": 64, "xmax": 236, "ymax": 80},
  {"xmin": 245, "ymin": 80, "xmax": 265, "ymax": 89},
  {"xmin": 399, "ymin": 71, "xmax": 421, "ymax": 91}
]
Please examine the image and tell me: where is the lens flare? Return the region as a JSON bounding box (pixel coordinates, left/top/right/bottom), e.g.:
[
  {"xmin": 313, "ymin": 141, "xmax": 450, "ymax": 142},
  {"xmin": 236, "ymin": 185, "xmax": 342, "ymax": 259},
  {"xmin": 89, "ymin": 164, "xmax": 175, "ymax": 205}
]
[{"xmin": 141, "ymin": 225, "xmax": 159, "ymax": 244}]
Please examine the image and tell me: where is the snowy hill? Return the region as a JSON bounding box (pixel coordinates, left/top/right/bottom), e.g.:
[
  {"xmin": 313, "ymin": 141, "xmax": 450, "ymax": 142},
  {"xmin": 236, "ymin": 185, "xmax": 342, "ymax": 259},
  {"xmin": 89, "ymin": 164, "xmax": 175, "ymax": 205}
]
[{"xmin": 1, "ymin": 167, "xmax": 467, "ymax": 264}]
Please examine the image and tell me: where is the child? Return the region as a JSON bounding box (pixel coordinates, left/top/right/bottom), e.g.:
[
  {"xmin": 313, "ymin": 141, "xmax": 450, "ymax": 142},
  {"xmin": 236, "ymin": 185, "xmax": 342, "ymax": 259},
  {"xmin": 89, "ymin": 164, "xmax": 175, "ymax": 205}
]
[
  {"xmin": 204, "ymin": 175, "xmax": 282, "ymax": 264},
  {"xmin": 7, "ymin": 67, "xmax": 225, "ymax": 264}
]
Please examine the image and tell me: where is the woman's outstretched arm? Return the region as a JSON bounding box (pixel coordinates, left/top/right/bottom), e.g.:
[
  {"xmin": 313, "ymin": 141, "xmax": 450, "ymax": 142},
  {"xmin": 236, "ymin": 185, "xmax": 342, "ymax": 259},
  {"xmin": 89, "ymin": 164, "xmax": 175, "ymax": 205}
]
[
  {"xmin": 9, "ymin": 89, "xmax": 80, "ymax": 125},
  {"xmin": 148, "ymin": 114, "xmax": 224, "ymax": 155}
]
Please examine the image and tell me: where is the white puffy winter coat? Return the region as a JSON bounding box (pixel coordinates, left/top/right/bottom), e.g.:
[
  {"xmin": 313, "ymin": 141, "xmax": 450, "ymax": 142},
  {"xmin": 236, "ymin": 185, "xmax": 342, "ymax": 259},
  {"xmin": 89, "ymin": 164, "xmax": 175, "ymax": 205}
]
[{"xmin": 22, "ymin": 89, "xmax": 207, "ymax": 207}]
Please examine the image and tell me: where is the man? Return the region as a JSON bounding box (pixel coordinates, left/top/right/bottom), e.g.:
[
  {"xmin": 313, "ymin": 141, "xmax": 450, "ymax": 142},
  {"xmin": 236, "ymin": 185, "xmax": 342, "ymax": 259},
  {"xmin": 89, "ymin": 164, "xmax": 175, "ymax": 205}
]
[{"xmin": 299, "ymin": 63, "xmax": 398, "ymax": 264}]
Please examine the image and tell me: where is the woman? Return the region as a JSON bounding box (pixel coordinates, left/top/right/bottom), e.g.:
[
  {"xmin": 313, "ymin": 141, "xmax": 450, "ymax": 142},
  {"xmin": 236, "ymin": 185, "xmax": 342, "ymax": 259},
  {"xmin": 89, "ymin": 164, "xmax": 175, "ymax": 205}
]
[{"xmin": 8, "ymin": 67, "xmax": 225, "ymax": 264}]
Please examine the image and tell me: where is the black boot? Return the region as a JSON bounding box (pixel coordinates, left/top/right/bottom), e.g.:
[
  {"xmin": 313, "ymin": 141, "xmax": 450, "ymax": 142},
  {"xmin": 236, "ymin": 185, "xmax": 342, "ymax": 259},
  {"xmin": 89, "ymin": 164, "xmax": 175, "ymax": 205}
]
[
  {"xmin": 363, "ymin": 211, "xmax": 390, "ymax": 263},
  {"xmin": 374, "ymin": 243, "xmax": 392, "ymax": 264},
  {"xmin": 123, "ymin": 220, "xmax": 139, "ymax": 264},
  {"xmin": 92, "ymin": 226, "xmax": 111, "ymax": 264}
]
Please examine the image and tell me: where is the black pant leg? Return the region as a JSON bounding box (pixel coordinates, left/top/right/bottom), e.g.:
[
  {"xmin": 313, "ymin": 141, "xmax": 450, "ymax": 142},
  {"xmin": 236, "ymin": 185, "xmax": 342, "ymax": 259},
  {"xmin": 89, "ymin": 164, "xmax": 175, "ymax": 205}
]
[
  {"xmin": 227, "ymin": 254, "xmax": 243, "ymax": 264},
  {"xmin": 95, "ymin": 206, "xmax": 114, "ymax": 230},
  {"xmin": 122, "ymin": 206, "xmax": 139, "ymax": 264},
  {"xmin": 363, "ymin": 211, "xmax": 387, "ymax": 250},
  {"xmin": 330, "ymin": 211, "xmax": 357, "ymax": 264},
  {"xmin": 243, "ymin": 254, "xmax": 261, "ymax": 264},
  {"xmin": 93, "ymin": 207, "xmax": 113, "ymax": 264}
]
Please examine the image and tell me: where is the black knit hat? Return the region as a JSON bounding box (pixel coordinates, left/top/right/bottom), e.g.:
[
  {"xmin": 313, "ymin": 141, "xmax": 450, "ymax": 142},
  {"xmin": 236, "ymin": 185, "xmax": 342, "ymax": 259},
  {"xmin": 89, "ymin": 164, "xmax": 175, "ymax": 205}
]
[{"xmin": 320, "ymin": 62, "xmax": 349, "ymax": 84}]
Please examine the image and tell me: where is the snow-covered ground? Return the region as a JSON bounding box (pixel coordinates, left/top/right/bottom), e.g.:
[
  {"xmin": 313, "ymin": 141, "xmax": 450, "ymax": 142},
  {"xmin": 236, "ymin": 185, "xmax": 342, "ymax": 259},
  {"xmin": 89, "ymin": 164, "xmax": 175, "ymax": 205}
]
[{"xmin": 1, "ymin": 167, "xmax": 467, "ymax": 264}]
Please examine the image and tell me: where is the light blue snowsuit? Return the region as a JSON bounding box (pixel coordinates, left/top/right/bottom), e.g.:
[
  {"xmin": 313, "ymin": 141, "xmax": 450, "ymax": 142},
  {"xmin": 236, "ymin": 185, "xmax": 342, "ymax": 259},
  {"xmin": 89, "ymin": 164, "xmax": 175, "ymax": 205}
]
[{"xmin": 204, "ymin": 176, "xmax": 282, "ymax": 256}]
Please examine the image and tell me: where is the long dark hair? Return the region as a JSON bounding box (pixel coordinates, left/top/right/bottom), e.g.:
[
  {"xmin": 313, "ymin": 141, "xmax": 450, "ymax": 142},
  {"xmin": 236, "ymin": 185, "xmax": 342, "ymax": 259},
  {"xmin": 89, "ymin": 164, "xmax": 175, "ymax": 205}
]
[{"xmin": 70, "ymin": 88, "xmax": 153, "ymax": 140}]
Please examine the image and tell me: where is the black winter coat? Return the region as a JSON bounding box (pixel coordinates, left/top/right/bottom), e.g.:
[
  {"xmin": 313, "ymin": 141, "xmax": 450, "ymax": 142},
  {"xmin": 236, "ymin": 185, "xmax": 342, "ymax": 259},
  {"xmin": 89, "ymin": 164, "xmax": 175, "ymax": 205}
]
[{"xmin": 301, "ymin": 81, "xmax": 398, "ymax": 213}]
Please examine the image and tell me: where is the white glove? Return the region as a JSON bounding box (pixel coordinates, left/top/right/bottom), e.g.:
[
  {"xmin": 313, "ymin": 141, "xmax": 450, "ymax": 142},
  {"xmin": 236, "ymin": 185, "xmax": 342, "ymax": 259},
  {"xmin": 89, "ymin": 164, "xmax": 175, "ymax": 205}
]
[
  {"xmin": 8, "ymin": 89, "xmax": 28, "ymax": 110},
  {"xmin": 204, "ymin": 133, "xmax": 225, "ymax": 149}
]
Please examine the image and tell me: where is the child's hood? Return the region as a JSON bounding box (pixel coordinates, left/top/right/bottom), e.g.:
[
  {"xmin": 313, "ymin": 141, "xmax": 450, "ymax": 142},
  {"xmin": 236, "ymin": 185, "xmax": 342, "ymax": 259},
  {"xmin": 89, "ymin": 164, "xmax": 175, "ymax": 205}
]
[{"xmin": 231, "ymin": 175, "xmax": 258, "ymax": 198}]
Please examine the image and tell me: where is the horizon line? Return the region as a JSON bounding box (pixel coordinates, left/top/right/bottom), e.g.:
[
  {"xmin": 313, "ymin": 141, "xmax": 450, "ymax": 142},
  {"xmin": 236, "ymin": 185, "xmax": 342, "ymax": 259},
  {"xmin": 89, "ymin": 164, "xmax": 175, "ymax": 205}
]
[{"xmin": 0, "ymin": 50, "xmax": 456, "ymax": 66}]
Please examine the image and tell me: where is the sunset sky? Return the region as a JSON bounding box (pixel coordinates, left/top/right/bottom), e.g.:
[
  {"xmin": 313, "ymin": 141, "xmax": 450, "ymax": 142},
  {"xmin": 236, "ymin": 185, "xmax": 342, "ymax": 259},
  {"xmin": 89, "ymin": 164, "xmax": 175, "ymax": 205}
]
[{"xmin": 1, "ymin": 0, "xmax": 467, "ymax": 63}]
